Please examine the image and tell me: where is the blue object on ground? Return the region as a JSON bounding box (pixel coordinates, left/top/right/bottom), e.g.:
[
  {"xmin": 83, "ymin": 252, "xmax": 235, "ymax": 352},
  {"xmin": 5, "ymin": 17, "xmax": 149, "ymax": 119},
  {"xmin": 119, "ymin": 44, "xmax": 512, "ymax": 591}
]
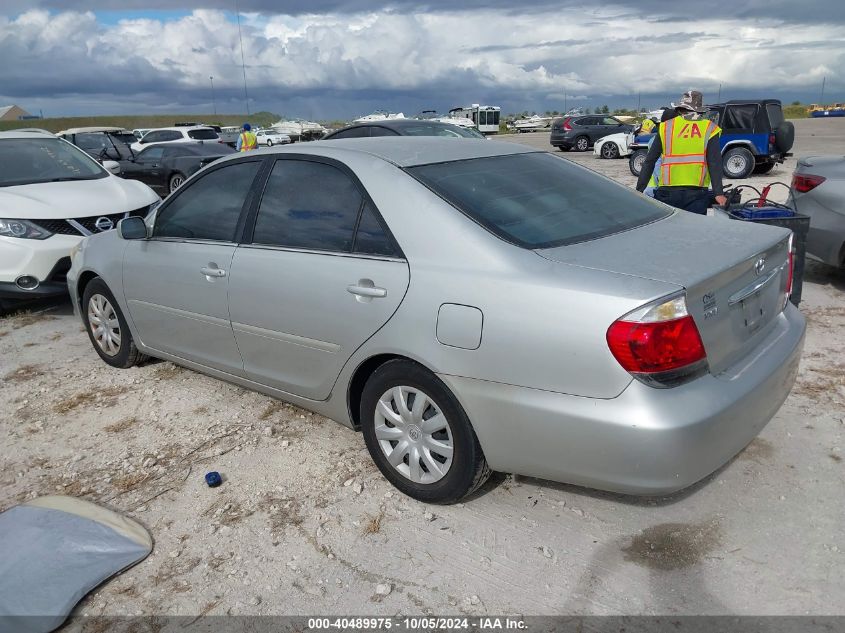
[
  {"xmin": 731, "ymin": 206, "xmax": 796, "ymax": 220},
  {"xmin": 205, "ymin": 471, "xmax": 222, "ymax": 487}
]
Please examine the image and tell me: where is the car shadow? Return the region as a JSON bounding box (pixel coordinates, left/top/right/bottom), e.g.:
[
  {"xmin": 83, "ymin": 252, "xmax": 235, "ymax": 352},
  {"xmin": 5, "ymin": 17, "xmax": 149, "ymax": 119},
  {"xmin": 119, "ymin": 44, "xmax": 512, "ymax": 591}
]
[
  {"xmin": 0, "ymin": 296, "xmax": 74, "ymax": 318},
  {"xmin": 802, "ymin": 259, "xmax": 845, "ymax": 293}
]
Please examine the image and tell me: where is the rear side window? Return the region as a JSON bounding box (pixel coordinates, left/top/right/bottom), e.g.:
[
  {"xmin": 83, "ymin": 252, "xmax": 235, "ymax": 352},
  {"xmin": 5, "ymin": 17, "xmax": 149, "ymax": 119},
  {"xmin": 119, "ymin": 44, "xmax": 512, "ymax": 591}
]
[
  {"xmin": 330, "ymin": 127, "xmax": 369, "ymax": 139},
  {"xmin": 766, "ymin": 104, "xmax": 784, "ymax": 128},
  {"xmin": 408, "ymin": 152, "xmax": 670, "ymax": 249},
  {"xmin": 722, "ymin": 105, "xmax": 758, "ymax": 131},
  {"xmin": 253, "ymin": 160, "xmax": 363, "ymax": 252},
  {"xmin": 154, "ymin": 161, "xmax": 260, "ymax": 241},
  {"xmin": 188, "ymin": 128, "xmax": 219, "ymax": 140},
  {"xmin": 354, "ymin": 202, "xmax": 399, "ymax": 257}
]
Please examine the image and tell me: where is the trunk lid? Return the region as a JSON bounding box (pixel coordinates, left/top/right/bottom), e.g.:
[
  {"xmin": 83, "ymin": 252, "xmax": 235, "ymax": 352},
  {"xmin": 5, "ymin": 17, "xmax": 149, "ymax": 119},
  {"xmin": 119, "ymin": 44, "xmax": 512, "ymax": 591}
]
[{"xmin": 537, "ymin": 211, "xmax": 792, "ymax": 374}]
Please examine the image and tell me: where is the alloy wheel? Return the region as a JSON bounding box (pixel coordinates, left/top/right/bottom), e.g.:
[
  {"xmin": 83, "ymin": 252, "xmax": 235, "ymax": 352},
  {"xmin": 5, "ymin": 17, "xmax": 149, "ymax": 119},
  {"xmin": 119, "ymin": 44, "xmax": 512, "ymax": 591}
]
[
  {"xmin": 88, "ymin": 294, "xmax": 121, "ymax": 356},
  {"xmin": 374, "ymin": 386, "xmax": 454, "ymax": 484},
  {"xmin": 576, "ymin": 137, "xmax": 589, "ymax": 151},
  {"xmin": 170, "ymin": 175, "xmax": 184, "ymax": 193}
]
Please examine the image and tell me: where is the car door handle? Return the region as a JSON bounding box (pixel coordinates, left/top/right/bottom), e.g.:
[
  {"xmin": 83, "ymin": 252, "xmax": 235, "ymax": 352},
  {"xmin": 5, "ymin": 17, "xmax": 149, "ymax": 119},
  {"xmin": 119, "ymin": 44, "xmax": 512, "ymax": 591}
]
[
  {"xmin": 201, "ymin": 266, "xmax": 226, "ymax": 278},
  {"xmin": 347, "ymin": 282, "xmax": 387, "ymax": 298}
]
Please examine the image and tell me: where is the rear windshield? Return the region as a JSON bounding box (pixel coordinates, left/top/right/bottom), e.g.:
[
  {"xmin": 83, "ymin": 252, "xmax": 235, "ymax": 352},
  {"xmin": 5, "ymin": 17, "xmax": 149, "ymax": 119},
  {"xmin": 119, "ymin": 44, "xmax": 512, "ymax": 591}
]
[
  {"xmin": 402, "ymin": 123, "xmax": 485, "ymax": 139},
  {"xmin": 0, "ymin": 138, "xmax": 106, "ymax": 187},
  {"xmin": 187, "ymin": 128, "xmax": 219, "ymax": 140},
  {"xmin": 766, "ymin": 104, "xmax": 784, "ymax": 128},
  {"xmin": 408, "ymin": 152, "xmax": 670, "ymax": 249}
]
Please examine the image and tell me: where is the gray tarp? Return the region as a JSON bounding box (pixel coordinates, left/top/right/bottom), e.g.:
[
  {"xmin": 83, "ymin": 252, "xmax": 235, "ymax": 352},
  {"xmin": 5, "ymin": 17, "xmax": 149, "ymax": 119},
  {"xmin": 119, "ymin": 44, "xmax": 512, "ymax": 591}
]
[{"xmin": 0, "ymin": 496, "xmax": 152, "ymax": 633}]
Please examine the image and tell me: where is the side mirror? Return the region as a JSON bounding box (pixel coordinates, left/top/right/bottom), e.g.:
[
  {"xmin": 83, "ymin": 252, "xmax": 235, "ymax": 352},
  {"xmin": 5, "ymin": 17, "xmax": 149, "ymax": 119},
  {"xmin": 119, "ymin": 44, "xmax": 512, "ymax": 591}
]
[
  {"xmin": 118, "ymin": 216, "xmax": 148, "ymax": 240},
  {"xmin": 102, "ymin": 160, "xmax": 121, "ymax": 175}
]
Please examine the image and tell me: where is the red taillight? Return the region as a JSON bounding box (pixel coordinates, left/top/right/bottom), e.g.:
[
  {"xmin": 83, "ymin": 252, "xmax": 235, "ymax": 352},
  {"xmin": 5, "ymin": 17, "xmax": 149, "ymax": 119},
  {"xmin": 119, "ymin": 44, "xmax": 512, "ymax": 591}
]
[
  {"xmin": 792, "ymin": 173, "xmax": 826, "ymax": 193},
  {"xmin": 769, "ymin": 133, "xmax": 776, "ymax": 147},
  {"xmin": 607, "ymin": 295, "xmax": 707, "ymax": 387},
  {"xmin": 608, "ymin": 316, "xmax": 706, "ymax": 373},
  {"xmin": 562, "ymin": 117, "xmax": 573, "ymax": 131}
]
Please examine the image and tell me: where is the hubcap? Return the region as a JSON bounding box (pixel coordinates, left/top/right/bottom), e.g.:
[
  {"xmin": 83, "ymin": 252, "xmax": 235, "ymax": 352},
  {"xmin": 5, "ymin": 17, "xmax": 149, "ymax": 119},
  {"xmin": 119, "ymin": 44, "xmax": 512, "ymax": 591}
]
[
  {"xmin": 577, "ymin": 138, "xmax": 588, "ymax": 150},
  {"xmin": 171, "ymin": 176, "xmax": 184, "ymax": 192},
  {"xmin": 633, "ymin": 154, "xmax": 645, "ymax": 173},
  {"xmin": 727, "ymin": 156, "xmax": 747, "ymax": 174},
  {"xmin": 374, "ymin": 386, "xmax": 454, "ymax": 484},
  {"xmin": 88, "ymin": 294, "xmax": 121, "ymax": 356}
]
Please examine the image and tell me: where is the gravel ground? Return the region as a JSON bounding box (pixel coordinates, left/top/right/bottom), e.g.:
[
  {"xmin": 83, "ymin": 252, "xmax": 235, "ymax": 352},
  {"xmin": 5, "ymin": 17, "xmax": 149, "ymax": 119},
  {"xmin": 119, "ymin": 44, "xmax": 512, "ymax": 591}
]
[{"xmin": 1, "ymin": 118, "xmax": 843, "ymax": 618}]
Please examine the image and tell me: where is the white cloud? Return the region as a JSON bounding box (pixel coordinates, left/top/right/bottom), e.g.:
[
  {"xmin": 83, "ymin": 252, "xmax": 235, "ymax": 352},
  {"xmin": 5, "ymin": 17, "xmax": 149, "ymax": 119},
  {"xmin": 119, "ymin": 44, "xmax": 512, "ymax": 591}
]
[{"xmin": 0, "ymin": 7, "xmax": 843, "ymax": 117}]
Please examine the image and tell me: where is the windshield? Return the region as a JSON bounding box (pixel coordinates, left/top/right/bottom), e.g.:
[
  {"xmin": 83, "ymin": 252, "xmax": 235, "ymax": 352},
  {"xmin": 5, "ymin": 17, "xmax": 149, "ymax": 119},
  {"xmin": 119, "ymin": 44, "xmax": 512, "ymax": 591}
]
[
  {"xmin": 111, "ymin": 132, "xmax": 138, "ymax": 146},
  {"xmin": 0, "ymin": 138, "xmax": 107, "ymax": 187},
  {"xmin": 408, "ymin": 152, "xmax": 670, "ymax": 249}
]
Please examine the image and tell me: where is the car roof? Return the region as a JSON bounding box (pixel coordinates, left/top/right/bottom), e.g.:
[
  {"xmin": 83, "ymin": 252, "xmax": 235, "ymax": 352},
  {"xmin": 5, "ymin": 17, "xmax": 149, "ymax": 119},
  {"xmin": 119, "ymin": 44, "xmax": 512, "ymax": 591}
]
[
  {"xmin": 222, "ymin": 137, "xmax": 538, "ymax": 168},
  {"xmin": 59, "ymin": 126, "xmax": 131, "ymax": 134},
  {"xmin": 335, "ymin": 119, "xmax": 477, "ymax": 132},
  {"xmin": 708, "ymin": 99, "xmax": 782, "ymax": 108},
  {"xmin": 144, "ymin": 126, "xmax": 215, "ymax": 132},
  {"xmin": 0, "ymin": 129, "xmax": 61, "ymax": 139}
]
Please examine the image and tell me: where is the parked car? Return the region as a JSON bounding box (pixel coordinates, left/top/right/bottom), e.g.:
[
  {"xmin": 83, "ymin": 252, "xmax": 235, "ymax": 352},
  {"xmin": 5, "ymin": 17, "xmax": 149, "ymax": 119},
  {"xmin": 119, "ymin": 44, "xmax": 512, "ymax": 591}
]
[
  {"xmin": 58, "ymin": 127, "xmax": 138, "ymax": 163},
  {"xmin": 118, "ymin": 143, "xmax": 236, "ymax": 195},
  {"xmin": 550, "ymin": 115, "xmax": 635, "ymax": 152},
  {"xmin": 130, "ymin": 126, "xmax": 221, "ymax": 153},
  {"xmin": 629, "ymin": 100, "xmax": 795, "ymax": 180},
  {"xmin": 68, "ymin": 138, "xmax": 804, "ymax": 503},
  {"xmin": 0, "ymin": 130, "xmax": 158, "ymax": 310},
  {"xmin": 255, "ymin": 129, "xmax": 292, "ymax": 146},
  {"xmin": 133, "ymin": 129, "xmax": 151, "ymax": 140},
  {"xmin": 594, "ymin": 130, "xmax": 655, "ymax": 160},
  {"xmin": 324, "ymin": 119, "xmax": 486, "ymax": 139},
  {"xmin": 790, "ymin": 156, "xmax": 845, "ymax": 268}
]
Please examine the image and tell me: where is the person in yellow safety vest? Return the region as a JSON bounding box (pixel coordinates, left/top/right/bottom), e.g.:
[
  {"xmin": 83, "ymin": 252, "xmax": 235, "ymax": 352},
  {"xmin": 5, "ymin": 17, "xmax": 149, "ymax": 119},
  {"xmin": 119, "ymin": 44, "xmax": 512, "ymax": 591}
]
[
  {"xmin": 636, "ymin": 90, "xmax": 727, "ymax": 214},
  {"xmin": 236, "ymin": 123, "xmax": 258, "ymax": 152},
  {"xmin": 639, "ymin": 117, "xmax": 656, "ymax": 134}
]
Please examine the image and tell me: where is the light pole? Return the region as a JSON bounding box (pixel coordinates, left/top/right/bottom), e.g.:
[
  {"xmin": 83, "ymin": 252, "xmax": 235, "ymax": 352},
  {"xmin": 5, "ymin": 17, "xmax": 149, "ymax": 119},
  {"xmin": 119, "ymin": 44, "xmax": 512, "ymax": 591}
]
[
  {"xmin": 210, "ymin": 76, "xmax": 217, "ymax": 116},
  {"xmin": 235, "ymin": 0, "xmax": 250, "ymax": 116}
]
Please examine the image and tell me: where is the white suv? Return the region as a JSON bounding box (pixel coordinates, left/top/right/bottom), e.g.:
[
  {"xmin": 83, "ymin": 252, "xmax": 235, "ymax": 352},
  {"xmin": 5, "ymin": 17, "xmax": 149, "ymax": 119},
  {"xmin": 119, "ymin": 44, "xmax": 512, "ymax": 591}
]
[
  {"xmin": 0, "ymin": 131, "xmax": 159, "ymax": 309},
  {"xmin": 130, "ymin": 126, "xmax": 221, "ymax": 153}
]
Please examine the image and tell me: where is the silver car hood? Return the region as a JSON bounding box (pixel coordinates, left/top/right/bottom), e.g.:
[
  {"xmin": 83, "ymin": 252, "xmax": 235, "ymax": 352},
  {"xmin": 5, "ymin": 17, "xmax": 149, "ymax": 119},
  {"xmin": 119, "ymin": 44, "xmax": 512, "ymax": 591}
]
[{"xmin": 536, "ymin": 210, "xmax": 787, "ymax": 288}]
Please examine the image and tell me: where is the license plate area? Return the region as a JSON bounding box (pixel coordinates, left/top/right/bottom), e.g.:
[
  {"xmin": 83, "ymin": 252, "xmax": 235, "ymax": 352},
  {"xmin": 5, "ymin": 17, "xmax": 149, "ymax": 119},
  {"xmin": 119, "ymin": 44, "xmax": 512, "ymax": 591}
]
[{"xmin": 741, "ymin": 291, "xmax": 766, "ymax": 334}]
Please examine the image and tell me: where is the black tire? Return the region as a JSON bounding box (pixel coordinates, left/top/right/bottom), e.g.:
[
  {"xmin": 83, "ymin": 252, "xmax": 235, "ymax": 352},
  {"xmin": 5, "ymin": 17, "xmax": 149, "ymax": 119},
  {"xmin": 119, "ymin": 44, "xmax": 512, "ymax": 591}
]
[
  {"xmin": 753, "ymin": 162, "xmax": 776, "ymax": 175},
  {"xmin": 600, "ymin": 142, "xmax": 620, "ymax": 159},
  {"xmin": 629, "ymin": 148, "xmax": 647, "ymax": 177},
  {"xmin": 81, "ymin": 278, "xmax": 145, "ymax": 369},
  {"xmin": 360, "ymin": 360, "xmax": 491, "ymax": 504},
  {"xmin": 775, "ymin": 121, "xmax": 795, "ymax": 153},
  {"xmin": 168, "ymin": 172, "xmax": 186, "ymax": 194},
  {"xmin": 722, "ymin": 147, "xmax": 755, "ymax": 179},
  {"xmin": 266, "ymin": 139, "xmax": 273, "ymax": 147},
  {"xmin": 574, "ymin": 135, "xmax": 590, "ymax": 152}
]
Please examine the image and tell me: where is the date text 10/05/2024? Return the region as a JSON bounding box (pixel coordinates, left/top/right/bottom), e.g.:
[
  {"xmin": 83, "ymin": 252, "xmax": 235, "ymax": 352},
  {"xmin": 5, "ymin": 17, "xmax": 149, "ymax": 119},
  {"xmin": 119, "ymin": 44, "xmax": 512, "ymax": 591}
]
[{"xmin": 307, "ymin": 617, "xmax": 527, "ymax": 630}]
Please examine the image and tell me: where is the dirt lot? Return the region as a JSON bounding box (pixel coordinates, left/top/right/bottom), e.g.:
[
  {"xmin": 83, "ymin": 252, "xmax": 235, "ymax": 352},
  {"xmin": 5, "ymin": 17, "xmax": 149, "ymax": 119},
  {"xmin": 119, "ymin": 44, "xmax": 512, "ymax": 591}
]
[{"xmin": 1, "ymin": 118, "xmax": 844, "ymax": 618}]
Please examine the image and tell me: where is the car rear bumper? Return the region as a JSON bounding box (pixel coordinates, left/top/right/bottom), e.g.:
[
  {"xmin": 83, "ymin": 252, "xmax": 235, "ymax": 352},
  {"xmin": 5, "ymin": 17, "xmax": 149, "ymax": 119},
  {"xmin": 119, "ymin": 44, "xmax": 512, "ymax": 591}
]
[{"xmin": 439, "ymin": 303, "xmax": 805, "ymax": 495}]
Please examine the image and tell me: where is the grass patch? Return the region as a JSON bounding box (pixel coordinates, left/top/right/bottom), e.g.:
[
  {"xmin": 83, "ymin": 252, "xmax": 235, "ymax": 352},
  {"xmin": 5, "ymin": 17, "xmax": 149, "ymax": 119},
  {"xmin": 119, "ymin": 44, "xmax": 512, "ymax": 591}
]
[
  {"xmin": 53, "ymin": 385, "xmax": 129, "ymax": 413},
  {"xmin": 4, "ymin": 363, "xmax": 42, "ymax": 383},
  {"xmin": 151, "ymin": 363, "xmax": 182, "ymax": 380},
  {"xmin": 259, "ymin": 400, "xmax": 285, "ymax": 420},
  {"xmin": 1, "ymin": 311, "xmax": 57, "ymax": 328},
  {"xmin": 104, "ymin": 416, "xmax": 139, "ymax": 433},
  {"xmin": 362, "ymin": 511, "xmax": 385, "ymax": 535},
  {"xmin": 111, "ymin": 472, "xmax": 153, "ymax": 493}
]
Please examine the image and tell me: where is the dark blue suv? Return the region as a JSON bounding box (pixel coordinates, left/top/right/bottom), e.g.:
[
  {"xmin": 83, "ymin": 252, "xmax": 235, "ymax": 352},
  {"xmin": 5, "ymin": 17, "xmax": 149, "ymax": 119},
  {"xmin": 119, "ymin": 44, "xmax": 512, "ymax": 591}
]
[{"xmin": 629, "ymin": 99, "xmax": 794, "ymax": 180}]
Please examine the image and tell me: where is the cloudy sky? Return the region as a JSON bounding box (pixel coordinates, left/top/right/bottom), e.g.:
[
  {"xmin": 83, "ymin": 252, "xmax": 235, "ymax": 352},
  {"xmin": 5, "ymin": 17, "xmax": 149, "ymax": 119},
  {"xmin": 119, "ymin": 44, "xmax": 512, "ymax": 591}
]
[{"xmin": 1, "ymin": 0, "xmax": 843, "ymax": 120}]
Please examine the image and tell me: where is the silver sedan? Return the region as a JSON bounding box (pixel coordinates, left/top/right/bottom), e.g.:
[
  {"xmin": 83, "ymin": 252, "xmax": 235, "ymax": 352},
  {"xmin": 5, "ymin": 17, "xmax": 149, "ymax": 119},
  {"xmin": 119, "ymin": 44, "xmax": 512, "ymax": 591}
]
[{"xmin": 68, "ymin": 138, "xmax": 805, "ymax": 503}]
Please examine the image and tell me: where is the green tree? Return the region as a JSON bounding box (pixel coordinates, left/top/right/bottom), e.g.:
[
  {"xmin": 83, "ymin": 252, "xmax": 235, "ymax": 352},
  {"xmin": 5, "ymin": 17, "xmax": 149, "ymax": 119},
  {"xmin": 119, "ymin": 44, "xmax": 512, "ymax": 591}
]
[
  {"xmin": 601, "ymin": 105, "xmax": 609, "ymax": 114},
  {"xmin": 791, "ymin": 100, "xmax": 801, "ymax": 106},
  {"xmin": 594, "ymin": 106, "xmax": 601, "ymax": 114}
]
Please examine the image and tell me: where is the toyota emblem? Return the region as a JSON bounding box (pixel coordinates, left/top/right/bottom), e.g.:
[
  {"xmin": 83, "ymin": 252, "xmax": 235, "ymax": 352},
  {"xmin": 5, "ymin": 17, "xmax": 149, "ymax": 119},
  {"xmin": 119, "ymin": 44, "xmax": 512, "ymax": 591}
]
[
  {"xmin": 754, "ymin": 258, "xmax": 766, "ymax": 276},
  {"xmin": 94, "ymin": 216, "xmax": 114, "ymax": 232}
]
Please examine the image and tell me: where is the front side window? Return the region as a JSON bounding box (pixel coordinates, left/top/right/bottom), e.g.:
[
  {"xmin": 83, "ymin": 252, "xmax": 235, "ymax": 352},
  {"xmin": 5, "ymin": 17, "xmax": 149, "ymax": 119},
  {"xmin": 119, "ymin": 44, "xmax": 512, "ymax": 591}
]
[
  {"xmin": 0, "ymin": 138, "xmax": 106, "ymax": 187},
  {"xmin": 408, "ymin": 152, "xmax": 670, "ymax": 249},
  {"xmin": 138, "ymin": 146, "xmax": 165, "ymax": 163},
  {"xmin": 253, "ymin": 160, "xmax": 362, "ymax": 252},
  {"xmin": 154, "ymin": 161, "xmax": 260, "ymax": 241},
  {"xmin": 141, "ymin": 132, "xmax": 163, "ymax": 143}
]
